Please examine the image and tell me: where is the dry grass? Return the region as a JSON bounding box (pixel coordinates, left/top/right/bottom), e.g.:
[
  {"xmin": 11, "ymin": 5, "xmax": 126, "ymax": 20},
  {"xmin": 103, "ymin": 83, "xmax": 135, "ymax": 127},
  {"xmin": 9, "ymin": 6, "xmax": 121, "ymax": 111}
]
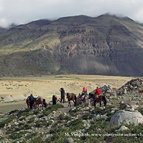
[{"xmin": 0, "ymin": 74, "xmax": 133, "ymax": 113}]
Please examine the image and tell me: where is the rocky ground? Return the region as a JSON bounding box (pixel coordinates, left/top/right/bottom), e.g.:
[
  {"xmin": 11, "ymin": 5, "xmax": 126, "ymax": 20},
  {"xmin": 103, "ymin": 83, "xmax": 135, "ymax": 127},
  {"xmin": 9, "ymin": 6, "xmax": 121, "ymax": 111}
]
[
  {"xmin": 0, "ymin": 102, "xmax": 143, "ymax": 143},
  {"xmin": 117, "ymin": 78, "xmax": 143, "ymax": 95},
  {"xmin": 0, "ymin": 78, "xmax": 143, "ymax": 143}
]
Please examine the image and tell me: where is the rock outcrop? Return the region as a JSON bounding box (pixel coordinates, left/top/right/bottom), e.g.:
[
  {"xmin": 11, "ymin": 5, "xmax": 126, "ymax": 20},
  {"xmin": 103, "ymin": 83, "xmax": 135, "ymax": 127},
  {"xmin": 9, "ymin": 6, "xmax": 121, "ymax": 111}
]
[{"xmin": 117, "ymin": 78, "xmax": 143, "ymax": 95}]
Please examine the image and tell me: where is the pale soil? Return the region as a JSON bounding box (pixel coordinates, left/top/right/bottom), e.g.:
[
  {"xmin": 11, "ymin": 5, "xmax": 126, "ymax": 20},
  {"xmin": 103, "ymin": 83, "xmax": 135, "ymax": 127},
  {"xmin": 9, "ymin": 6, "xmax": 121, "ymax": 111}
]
[
  {"xmin": 0, "ymin": 101, "xmax": 26, "ymax": 114},
  {"xmin": 0, "ymin": 75, "xmax": 133, "ymax": 113}
]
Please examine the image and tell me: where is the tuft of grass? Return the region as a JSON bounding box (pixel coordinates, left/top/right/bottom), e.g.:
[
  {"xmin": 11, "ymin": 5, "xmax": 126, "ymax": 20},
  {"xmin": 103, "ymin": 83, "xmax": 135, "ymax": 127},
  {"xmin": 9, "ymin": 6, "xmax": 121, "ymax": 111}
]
[
  {"xmin": 43, "ymin": 104, "xmax": 64, "ymax": 116},
  {"xmin": 0, "ymin": 116, "xmax": 15, "ymax": 128},
  {"xmin": 138, "ymin": 108, "xmax": 143, "ymax": 115},
  {"xmin": 111, "ymin": 135, "xmax": 143, "ymax": 143},
  {"xmin": 126, "ymin": 124, "xmax": 143, "ymax": 134},
  {"xmin": 58, "ymin": 114, "xmax": 71, "ymax": 120},
  {"xmin": 17, "ymin": 109, "xmax": 31, "ymax": 117},
  {"xmin": 23, "ymin": 124, "xmax": 31, "ymax": 130},
  {"xmin": 8, "ymin": 109, "xmax": 19, "ymax": 115},
  {"xmin": 69, "ymin": 119, "xmax": 84, "ymax": 131},
  {"xmin": 29, "ymin": 137, "xmax": 44, "ymax": 143},
  {"xmin": 9, "ymin": 131, "xmax": 27, "ymax": 140},
  {"xmin": 69, "ymin": 107, "xmax": 80, "ymax": 116}
]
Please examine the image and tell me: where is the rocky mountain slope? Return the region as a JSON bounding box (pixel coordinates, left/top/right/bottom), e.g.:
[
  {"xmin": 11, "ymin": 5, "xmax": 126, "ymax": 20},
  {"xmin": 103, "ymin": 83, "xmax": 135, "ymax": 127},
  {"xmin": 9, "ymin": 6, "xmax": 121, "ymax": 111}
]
[
  {"xmin": 0, "ymin": 27, "xmax": 6, "ymax": 34},
  {"xmin": 0, "ymin": 14, "xmax": 143, "ymax": 76}
]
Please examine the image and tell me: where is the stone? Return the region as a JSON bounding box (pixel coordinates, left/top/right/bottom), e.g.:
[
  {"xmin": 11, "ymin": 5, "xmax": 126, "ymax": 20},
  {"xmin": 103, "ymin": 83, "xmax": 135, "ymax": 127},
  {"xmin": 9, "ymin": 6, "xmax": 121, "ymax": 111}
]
[
  {"xmin": 110, "ymin": 110, "xmax": 143, "ymax": 128},
  {"xmin": 118, "ymin": 125, "xmax": 129, "ymax": 131},
  {"xmin": 119, "ymin": 101, "xmax": 132, "ymax": 110},
  {"xmin": 0, "ymin": 129, "xmax": 3, "ymax": 135},
  {"xmin": 96, "ymin": 114, "xmax": 107, "ymax": 120},
  {"xmin": 82, "ymin": 120, "xmax": 91, "ymax": 129},
  {"xmin": 64, "ymin": 137, "xmax": 74, "ymax": 143},
  {"xmin": 14, "ymin": 122, "xmax": 19, "ymax": 125},
  {"xmin": 111, "ymin": 108, "xmax": 118, "ymax": 114},
  {"xmin": 96, "ymin": 114, "xmax": 100, "ymax": 120}
]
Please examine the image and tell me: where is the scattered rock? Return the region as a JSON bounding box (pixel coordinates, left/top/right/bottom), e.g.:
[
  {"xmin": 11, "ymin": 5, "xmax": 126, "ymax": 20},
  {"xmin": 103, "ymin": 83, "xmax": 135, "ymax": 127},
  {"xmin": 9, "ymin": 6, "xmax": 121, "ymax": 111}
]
[
  {"xmin": 0, "ymin": 129, "xmax": 3, "ymax": 135},
  {"xmin": 119, "ymin": 101, "xmax": 132, "ymax": 110},
  {"xmin": 117, "ymin": 78, "xmax": 143, "ymax": 95},
  {"xmin": 82, "ymin": 120, "xmax": 91, "ymax": 129}
]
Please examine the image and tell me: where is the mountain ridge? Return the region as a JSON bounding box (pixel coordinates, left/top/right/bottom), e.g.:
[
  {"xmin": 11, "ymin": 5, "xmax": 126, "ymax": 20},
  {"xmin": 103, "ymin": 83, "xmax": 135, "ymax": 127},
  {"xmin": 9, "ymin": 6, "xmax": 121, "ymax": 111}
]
[{"xmin": 0, "ymin": 14, "xmax": 143, "ymax": 76}]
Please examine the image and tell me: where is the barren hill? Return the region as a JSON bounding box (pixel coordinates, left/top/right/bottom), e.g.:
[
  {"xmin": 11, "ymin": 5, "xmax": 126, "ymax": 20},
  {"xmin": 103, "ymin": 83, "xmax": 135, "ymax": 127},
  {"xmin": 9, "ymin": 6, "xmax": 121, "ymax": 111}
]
[{"xmin": 0, "ymin": 14, "xmax": 143, "ymax": 76}]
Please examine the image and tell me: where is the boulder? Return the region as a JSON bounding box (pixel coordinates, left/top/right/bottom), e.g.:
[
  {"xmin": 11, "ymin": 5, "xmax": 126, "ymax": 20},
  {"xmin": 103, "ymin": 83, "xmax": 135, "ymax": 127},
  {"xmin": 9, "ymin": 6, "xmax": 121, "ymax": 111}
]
[
  {"xmin": 110, "ymin": 110, "xmax": 143, "ymax": 128},
  {"xmin": 64, "ymin": 137, "xmax": 74, "ymax": 143}
]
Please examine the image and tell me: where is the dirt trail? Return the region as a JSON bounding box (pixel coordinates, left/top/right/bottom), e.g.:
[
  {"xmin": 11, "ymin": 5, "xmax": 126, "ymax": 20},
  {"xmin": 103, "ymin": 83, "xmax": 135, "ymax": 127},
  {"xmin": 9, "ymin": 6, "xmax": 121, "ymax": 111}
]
[{"xmin": 0, "ymin": 101, "xmax": 26, "ymax": 114}]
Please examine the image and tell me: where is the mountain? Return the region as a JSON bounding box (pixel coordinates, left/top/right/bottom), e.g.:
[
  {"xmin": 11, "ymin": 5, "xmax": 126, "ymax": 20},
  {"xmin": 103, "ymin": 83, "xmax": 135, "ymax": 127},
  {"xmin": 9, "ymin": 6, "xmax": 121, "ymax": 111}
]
[
  {"xmin": 0, "ymin": 27, "xmax": 6, "ymax": 34},
  {"xmin": 0, "ymin": 14, "xmax": 143, "ymax": 76}
]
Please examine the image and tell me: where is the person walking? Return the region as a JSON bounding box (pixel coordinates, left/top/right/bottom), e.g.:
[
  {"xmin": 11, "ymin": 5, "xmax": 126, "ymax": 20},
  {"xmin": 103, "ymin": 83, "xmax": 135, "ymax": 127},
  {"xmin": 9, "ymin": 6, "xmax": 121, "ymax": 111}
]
[
  {"xmin": 28, "ymin": 94, "xmax": 35, "ymax": 109},
  {"xmin": 60, "ymin": 88, "xmax": 65, "ymax": 103},
  {"xmin": 82, "ymin": 86, "xmax": 87, "ymax": 95},
  {"xmin": 81, "ymin": 86, "xmax": 88, "ymax": 101}
]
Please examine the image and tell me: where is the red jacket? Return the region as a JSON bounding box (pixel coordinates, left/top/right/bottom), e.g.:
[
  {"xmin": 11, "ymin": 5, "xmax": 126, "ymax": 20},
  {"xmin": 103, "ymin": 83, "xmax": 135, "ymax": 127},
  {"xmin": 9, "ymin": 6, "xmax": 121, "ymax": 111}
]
[{"xmin": 95, "ymin": 88, "xmax": 102, "ymax": 96}]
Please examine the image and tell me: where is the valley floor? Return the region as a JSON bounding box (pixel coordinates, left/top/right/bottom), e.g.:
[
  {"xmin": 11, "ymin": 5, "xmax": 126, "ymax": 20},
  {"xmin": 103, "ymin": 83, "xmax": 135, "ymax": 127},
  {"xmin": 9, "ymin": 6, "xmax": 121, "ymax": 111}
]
[{"xmin": 0, "ymin": 74, "xmax": 133, "ymax": 113}]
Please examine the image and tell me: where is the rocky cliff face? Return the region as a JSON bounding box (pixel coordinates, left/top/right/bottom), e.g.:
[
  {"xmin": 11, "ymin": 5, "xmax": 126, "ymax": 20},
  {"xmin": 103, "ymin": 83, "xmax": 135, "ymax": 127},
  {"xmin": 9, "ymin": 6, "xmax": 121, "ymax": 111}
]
[{"xmin": 0, "ymin": 14, "xmax": 143, "ymax": 76}]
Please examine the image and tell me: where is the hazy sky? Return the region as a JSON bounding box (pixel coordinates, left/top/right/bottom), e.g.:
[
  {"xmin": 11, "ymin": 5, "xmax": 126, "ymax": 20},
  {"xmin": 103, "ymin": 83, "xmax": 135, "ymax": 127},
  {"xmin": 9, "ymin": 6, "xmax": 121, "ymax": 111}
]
[{"xmin": 0, "ymin": 0, "xmax": 143, "ymax": 27}]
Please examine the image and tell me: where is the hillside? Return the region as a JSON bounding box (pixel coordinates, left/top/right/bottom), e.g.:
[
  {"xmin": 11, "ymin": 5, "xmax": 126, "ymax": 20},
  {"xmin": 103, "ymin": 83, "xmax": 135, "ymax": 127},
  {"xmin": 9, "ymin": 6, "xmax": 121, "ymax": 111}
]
[
  {"xmin": 0, "ymin": 77, "xmax": 143, "ymax": 142},
  {"xmin": 0, "ymin": 100, "xmax": 143, "ymax": 142},
  {"xmin": 0, "ymin": 14, "xmax": 143, "ymax": 76}
]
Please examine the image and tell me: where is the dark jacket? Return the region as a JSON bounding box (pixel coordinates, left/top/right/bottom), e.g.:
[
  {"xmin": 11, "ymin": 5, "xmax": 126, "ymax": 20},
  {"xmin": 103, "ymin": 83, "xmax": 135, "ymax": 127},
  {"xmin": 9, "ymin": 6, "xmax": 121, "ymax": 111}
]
[
  {"xmin": 28, "ymin": 95, "xmax": 35, "ymax": 102},
  {"xmin": 60, "ymin": 88, "xmax": 65, "ymax": 97},
  {"xmin": 52, "ymin": 95, "xmax": 57, "ymax": 105}
]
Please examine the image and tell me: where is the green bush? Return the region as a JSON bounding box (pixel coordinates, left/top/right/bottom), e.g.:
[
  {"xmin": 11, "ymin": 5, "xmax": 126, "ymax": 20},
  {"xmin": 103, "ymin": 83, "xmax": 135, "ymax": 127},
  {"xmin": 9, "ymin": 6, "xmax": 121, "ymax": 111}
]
[
  {"xmin": 29, "ymin": 136, "xmax": 44, "ymax": 143},
  {"xmin": 9, "ymin": 131, "xmax": 27, "ymax": 140}
]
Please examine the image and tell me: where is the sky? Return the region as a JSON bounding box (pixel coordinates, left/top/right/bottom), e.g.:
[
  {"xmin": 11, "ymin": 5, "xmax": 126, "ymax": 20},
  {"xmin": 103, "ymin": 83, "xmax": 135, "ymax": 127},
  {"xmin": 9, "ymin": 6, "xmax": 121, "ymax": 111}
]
[{"xmin": 0, "ymin": 0, "xmax": 143, "ymax": 27}]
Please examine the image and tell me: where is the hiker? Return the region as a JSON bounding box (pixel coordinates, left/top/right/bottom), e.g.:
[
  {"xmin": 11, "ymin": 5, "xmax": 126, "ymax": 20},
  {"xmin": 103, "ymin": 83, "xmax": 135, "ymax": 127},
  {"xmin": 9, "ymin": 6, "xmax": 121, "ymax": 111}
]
[
  {"xmin": 95, "ymin": 87, "xmax": 102, "ymax": 97},
  {"xmin": 79, "ymin": 86, "xmax": 87, "ymax": 101},
  {"xmin": 60, "ymin": 88, "xmax": 65, "ymax": 103},
  {"xmin": 42, "ymin": 99, "xmax": 48, "ymax": 108},
  {"xmin": 82, "ymin": 86, "xmax": 87, "ymax": 96},
  {"xmin": 94, "ymin": 87, "xmax": 102, "ymax": 107},
  {"xmin": 102, "ymin": 86, "xmax": 107, "ymax": 106},
  {"xmin": 52, "ymin": 95, "xmax": 57, "ymax": 105},
  {"xmin": 28, "ymin": 94, "xmax": 35, "ymax": 109}
]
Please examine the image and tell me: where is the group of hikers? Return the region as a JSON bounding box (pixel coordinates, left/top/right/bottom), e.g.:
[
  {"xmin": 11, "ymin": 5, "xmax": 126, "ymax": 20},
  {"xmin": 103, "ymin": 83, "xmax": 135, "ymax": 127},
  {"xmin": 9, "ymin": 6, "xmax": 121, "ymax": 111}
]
[{"xmin": 26, "ymin": 85, "xmax": 110, "ymax": 109}]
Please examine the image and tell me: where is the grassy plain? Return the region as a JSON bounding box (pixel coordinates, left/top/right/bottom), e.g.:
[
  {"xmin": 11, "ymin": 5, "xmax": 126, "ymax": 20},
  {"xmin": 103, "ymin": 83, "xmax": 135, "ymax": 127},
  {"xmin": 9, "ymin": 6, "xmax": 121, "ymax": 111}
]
[{"xmin": 0, "ymin": 74, "xmax": 132, "ymax": 113}]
